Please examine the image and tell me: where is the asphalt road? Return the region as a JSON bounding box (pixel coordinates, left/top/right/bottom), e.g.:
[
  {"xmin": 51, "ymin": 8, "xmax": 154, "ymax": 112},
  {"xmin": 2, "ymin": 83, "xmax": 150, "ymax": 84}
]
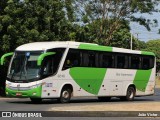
[
  {"xmin": 0, "ymin": 88, "xmax": 160, "ymax": 111},
  {"xmin": 0, "ymin": 88, "xmax": 160, "ymax": 119}
]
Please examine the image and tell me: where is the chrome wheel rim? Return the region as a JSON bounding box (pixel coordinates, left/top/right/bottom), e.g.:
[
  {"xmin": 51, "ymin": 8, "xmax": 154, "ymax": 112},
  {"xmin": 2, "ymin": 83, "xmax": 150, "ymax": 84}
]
[
  {"xmin": 62, "ymin": 90, "xmax": 69, "ymax": 99},
  {"xmin": 129, "ymin": 89, "xmax": 134, "ymax": 99}
]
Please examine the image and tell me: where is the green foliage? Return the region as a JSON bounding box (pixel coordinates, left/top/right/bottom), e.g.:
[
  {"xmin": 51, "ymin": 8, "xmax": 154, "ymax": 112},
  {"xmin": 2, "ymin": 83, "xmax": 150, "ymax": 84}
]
[
  {"xmin": 0, "ymin": 0, "xmax": 159, "ymax": 61},
  {"xmin": 0, "ymin": 0, "xmax": 159, "ymax": 54},
  {"xmin": 144, "ymin": 40, "xmax": 160, "ymax": 62},
  {"xmin": 73, "ymin": 19, "xmax": 139, "ymax": 49},
  {"xmin": 0, "ymin": 0, "xmax": 75, "ymax": 54},
  {"xmin": 75, "ymin": 0, "xmax": 160, "ymax": 44}
]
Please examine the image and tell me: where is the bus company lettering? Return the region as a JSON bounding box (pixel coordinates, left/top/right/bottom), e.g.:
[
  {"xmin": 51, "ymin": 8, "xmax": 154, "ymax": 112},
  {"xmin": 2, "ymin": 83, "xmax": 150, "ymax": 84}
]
[{"xmin": 116, "ymin": 73, "xmax": 133, "ymax": 77}]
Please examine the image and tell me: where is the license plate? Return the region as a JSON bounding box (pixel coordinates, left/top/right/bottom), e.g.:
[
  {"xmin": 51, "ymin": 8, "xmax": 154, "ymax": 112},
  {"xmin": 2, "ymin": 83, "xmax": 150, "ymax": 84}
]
[{"xmin": 16, "ymin": 93, "xmax": 22, "ymax": 96}]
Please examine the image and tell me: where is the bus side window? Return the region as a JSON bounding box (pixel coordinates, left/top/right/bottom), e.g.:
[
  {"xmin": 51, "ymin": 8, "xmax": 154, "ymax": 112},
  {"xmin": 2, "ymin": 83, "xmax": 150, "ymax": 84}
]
[
  {"xmin": 130, "ymin": 55, "xmax": 141, "ymax": 69},
  {"xmin": 42, "ymin": 56, "xmax": 54, "ymax": 76},
  {"xmin": 150, "ymin": 57, "xmax": 155, "ymax": 68},
  {"xmin": 88, "ymin": 52, "xmax": 95, "ymax": 67},
  {"xmin": 81, "ymin": 52, "xmax": 89, "ymax": 67},
  {"xmin": 100, "ymin": 53, "xmax": 114, "ymax": 68},
  {"xmin": 142, "ymin": 57, "xmax": 150, "ymax": 69},
  {"xmin": 81, "ymin": 51, "xmax": 96, "ymax": 67},
  {"xmin": 63, "ymin": 49, "xmax": 81, "ymax": 70},
  {"xmin": 142, "ymin": 56, "xmax": 154, "ymax": 69},
  {"xmin": 116, "ymin": 55, "xmax": 129, "ymax": 69}
]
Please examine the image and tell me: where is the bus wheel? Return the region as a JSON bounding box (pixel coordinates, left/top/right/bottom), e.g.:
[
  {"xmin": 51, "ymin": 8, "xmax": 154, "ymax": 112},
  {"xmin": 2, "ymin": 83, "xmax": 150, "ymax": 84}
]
[
  {"xmin": 98, "ymin": 97, "xmax": 111, "ymax": 102},
  {"xmin": 30, "ymin": 98, "xmax": 42, "ymax": 103},
  {"xmin": 59, "ymin": 87, "xmax": 72, "ymax": 103},
  {"xmin": 126, "ymin": 86, "xmax": 135, "ymax": 101}
]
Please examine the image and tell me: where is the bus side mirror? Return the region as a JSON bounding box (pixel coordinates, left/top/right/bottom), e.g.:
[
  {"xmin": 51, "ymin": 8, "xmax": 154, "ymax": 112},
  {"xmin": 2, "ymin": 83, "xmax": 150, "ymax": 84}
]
[
  {"xmin": 0, "ymin": 52, "xmax": 14, "ymax": 65},
  {"xmin": 37, "ymin": 52, "xmax": 56, "ymax": 66}
]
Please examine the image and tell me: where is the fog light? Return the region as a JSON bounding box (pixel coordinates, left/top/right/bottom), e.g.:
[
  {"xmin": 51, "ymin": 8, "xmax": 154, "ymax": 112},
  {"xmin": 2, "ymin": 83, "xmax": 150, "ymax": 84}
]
[{"xmin": 32, "ymin": 93, "xmax": 37, "ymax": 95}]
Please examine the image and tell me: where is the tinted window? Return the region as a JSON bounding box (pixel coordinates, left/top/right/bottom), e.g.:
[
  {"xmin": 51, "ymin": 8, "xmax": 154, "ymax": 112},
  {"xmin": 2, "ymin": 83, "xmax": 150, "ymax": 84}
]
[
  {"xmin": 100, "ymin": 53, "xmax": 114, "ymax": 68},
  {"xmin": 42, "ymin": 56, "xmax": 54, "ymax": 76},
  {"xmin": 62, "ymin": 48, "xmax": 155, "ymax": 70},
  {"xmin": 130, "ymin": 55, "xmax": 141, "ymax": 69},
  {"xmin": 116, "ymin": 55, "xmax": 127, "ymax": 68},
  {"xmin": 45, "ymin": 48, "xmax": 65, "ymax": 75},
  {"xmin": 63, "ymin": 49, "xmax": 98, "ymax": 69},
  {"xmin": 63, "ymin": 49, "xmax": 81, "ymax": 70},
  {"xmin": 82, "ymin": 51, "xmax": 96, "ymax": 67},
  {"xmin": 142, "ymin": 56, "xmax": 154, "ymax": 69}
]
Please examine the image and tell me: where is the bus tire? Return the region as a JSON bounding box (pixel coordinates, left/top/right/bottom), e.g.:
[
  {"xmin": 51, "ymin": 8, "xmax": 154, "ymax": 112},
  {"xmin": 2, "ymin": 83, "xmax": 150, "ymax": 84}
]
[
  {"xmin": 98, "ymin": 97, "xmax": 111, "ymax": 102},
  {"xmin": 120, "ymin": 86, "xmax": 135, "ymax": 101},
  {"xmin": 126, "ymin": 86, "xmax": 136, "ymax": 101},
  {"xmin": 30, "ymin": 98, "xmax": 42, "ymax": 103},
  {"xmin": 59, "ymin": 87, "xmax": 72, "ymax": 103},
  {"xmin": 126, "ymin": 86, "xmax": 135, "ymax": 101}
]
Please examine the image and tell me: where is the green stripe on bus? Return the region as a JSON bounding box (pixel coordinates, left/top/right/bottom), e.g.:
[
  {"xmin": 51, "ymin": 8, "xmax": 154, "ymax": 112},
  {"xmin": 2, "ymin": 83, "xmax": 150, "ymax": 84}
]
[
  {"xmin": 70, "ymin": 67, "xmax": 107, "ymax": 95},
  {"xmin": 1, "ymin": 52, "xmax": 13, "ymax": 65},
  {"xmin": 37, "ymin": 52, "xmax": 56, "ymax": 66},
  {"xmin": 79, "ymin": 44, "xmax": 113, "ymax": 52},
  {"xmin": 141, "ymin": 51, "xmax": 155, "ymax": 56},
  {"xmin": 133, "ymin": 70, "xmax": 152, "ymax": 92},
  {"xmin": 6, "ymin": 86, "xmax": 42, "ymax": 98}
]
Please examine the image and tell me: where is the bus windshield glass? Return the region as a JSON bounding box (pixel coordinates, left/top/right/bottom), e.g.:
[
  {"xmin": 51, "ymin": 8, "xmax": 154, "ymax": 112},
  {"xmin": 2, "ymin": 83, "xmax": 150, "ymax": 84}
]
[{"xmin": 7, "ymin": 51, "xmax": 43, "ymax": 81}]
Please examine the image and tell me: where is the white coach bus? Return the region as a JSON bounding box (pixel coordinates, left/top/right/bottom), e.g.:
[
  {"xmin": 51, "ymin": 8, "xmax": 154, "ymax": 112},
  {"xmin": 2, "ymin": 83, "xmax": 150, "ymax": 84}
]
[{"xmin": 0, "ymin": 41, "xmax": 156, "ymax": 103}]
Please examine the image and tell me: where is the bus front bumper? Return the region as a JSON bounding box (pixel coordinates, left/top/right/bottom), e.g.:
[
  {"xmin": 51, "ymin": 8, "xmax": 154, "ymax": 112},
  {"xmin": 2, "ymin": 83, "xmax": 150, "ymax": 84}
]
[{"xmin": 5, "ymin": 86, "xmax": 42, "ymax": 98}]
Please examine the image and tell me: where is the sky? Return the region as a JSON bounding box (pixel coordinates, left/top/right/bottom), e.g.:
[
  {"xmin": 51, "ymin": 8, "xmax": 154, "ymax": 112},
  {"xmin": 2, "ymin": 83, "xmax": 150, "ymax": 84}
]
[{"xmin": 130, "ymin": 11, "xmax": 160, "ymax": 42}]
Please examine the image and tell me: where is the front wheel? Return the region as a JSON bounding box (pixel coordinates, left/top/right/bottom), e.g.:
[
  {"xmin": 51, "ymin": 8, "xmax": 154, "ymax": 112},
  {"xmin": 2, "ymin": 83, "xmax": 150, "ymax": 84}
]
[{"xmin": 59, "ymin": 88, "xmax": 72, "ymax": 103}]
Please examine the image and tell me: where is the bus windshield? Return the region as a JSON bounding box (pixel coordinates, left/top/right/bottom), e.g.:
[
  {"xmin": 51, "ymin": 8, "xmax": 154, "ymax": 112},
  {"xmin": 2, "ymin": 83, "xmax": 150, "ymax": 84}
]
[{"xmin": 7, "ymin": 51, "xmax": 43, "ymax": 82}]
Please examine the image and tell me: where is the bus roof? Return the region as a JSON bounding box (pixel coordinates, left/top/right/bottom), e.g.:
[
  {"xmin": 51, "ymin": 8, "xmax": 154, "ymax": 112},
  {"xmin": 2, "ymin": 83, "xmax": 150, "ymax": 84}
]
[
  {"xmin": 16, "ymin": 41, "xmax": 83, "ymax": 51},
  {"xmin": 16, "ymin": 41, "xmax": 155, "ymax": 56}
]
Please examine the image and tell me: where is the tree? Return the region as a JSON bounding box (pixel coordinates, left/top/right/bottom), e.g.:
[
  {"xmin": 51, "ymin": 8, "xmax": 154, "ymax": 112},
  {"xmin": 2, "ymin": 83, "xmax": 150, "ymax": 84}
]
[
  {"xmin": 0, "ymin": 0, "xmax": 76, "ymax": 54},
  {"xmin": 0, "ymin": 0, "xmax": 8, "ymax": 56},
  {"xmin": 137, "ymin": 40, "xmax": 147, "ymax": 50},
  {"xmin": 0, "ymin": 0, "xmax": 7, "ymax": 15},
  {"xmin": 75, "ymin": 0, "xmax": 160, "ymax": 45},
  {"xmin": 144, "ymin": 40, "xmax": 160, "ymax": 62},
  {"xmin": 143, "ymin": 40, "xmax": 160, "ymax": 72},
  {"xmin": 73, "ymin": 18, "xmax": 141, "ymax": 50}
]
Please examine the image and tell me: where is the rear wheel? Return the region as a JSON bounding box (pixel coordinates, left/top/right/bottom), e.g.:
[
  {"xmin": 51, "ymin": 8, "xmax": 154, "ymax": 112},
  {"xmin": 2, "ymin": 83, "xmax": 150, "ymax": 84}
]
[
  {"xmin": 126, "ymin": 86, "xmax": 135, "ymax": 101},
  {"xmin": 120, "ymin": 86, "xmax": 135, "ymax": 101},
  {"xmin": 59, "ymin": 87, "xmax": 72, "ymax": 103},
  {"xmin": 98, "ymin": 97, "xmax": 111, "ymax": 102},
  {"xmin": 30, "ymin": 98, "xmax": 42, "ymax": 103}
]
